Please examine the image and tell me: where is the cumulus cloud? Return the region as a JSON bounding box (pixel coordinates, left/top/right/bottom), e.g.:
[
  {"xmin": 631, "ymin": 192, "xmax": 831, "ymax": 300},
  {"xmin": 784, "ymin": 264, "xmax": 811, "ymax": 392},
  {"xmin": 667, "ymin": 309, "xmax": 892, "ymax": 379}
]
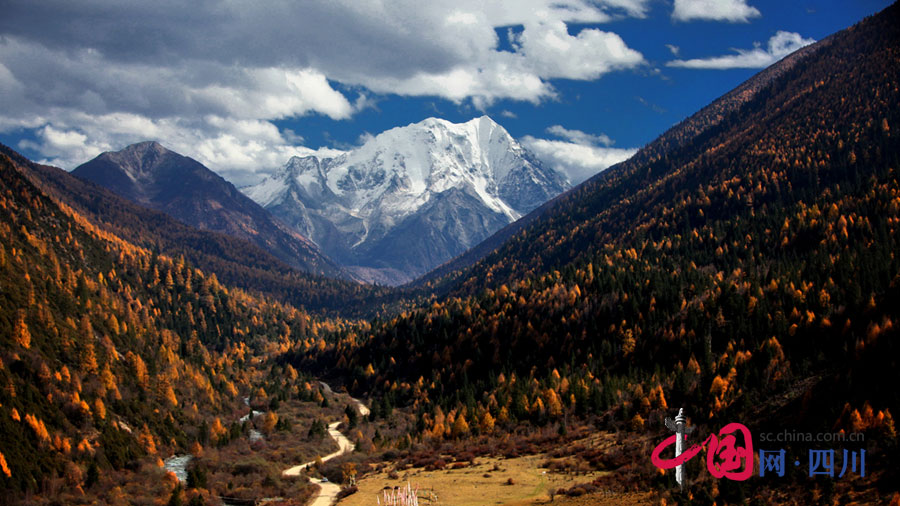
[
  {"xmin": 356, "ymin": 17, "xmax": 644, "ymax": 108},
  {"xmin": 11, "ymin": 109, "xmax": 334, "ymax": 185},
  {"xmin": 0, "ymin": 0, "xmax": 650, "ymax": 177},
  {"xmin": 672, "ymin": 0, "xmax": 761, "ymax": 22},
  {"xmin": 523, "ymin": 125, "xmax": 637, "ymax": 184},
  {"xmin": 546, "ymin": 125, "xmax": 615, "ymax": 147},
  {"xmin": 667, "ymin": 31, "xmax": 815, "ymax": 69}
]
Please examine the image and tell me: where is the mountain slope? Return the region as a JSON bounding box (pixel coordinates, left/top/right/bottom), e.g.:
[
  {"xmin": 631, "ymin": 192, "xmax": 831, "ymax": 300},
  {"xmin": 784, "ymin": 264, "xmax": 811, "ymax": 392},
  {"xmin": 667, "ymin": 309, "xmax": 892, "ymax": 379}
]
[
  {"xmin": 415, "ymin": 35, "xmax": 834, "ymax": 290},
  {"xmin": 244, "ymin": 116, "xmax": 569, "ymax": 285},
  {"xmin": 72, "ymin": 141, "xmax": 346, "ymax": 279},
  {"xmin": 311, "ymin": 4, "xmax": 900, "ymax": 498},
  {"xmin": 439, "ymin": 15, "xmax": 892, "ymax": 295},
  {"xmin": 0, "ymin": 148, "xmax": 329, "ymax": 500},
  {"xmin": 0, "ymin": 144, "xmax": 387, "ymax": 315}
]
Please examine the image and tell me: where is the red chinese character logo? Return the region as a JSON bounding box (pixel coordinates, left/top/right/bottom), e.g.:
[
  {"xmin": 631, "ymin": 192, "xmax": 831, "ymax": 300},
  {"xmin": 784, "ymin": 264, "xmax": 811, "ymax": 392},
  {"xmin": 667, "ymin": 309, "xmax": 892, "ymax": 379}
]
[
  {"xmin": 651, "ymin": 433, "xmax": 707, "ymax": 470},
  {"xmin": 651, "ymin": 420, "xmax": 753, "ymax": 482},
  {"xmin": 706, "ymin": 423, "xmax": 753, "ymax": 480}
]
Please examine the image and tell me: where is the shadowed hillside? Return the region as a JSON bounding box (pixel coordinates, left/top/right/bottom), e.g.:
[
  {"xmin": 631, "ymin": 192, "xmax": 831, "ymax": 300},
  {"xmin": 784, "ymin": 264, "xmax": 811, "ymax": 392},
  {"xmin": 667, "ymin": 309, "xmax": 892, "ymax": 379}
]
[{"xmin": 302, "ymin": 5, "xmax": 900, "ymax": 502}]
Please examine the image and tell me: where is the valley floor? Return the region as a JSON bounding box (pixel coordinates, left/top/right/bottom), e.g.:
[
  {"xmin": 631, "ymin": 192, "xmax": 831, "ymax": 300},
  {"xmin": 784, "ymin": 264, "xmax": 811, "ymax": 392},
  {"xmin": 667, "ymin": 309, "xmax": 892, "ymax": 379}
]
[{"xmin": 340, "ymin": 433, "xmax": 621, "ymax": 506}]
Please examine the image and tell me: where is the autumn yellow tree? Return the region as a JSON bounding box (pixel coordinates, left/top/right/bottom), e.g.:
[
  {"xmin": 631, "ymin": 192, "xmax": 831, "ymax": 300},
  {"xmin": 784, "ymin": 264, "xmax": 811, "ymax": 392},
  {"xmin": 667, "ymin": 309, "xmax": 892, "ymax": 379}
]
[
  {"xmin": 79, "ymin": 315, "xmax": 98, "ymax": 374},
  {"xmin": 13, "ymin": 310, "xmax": 31, "ymax": 349},
  {"xmin": 262, "ymin": 411, "xmax": 278, "ymax": 434},
  {"xmin": 210, "ymin": 417, "xmax": 227, "ymax": 442},
  {"xmin": 93, "ymin": 398, "xmax": 106, "ymax": 421},
  {"xmin": 25, "ymin": 414, "xmax": 51, "ymax": 444},
  {"xmin": 545, "ymin": 389, "xmax": 563, "ymax": 418},
  {"xmin": 479, "ymin": 411, "xmax": 495, "ymax": 434},
  {"xmin": 342, "ymin": 462, "xmax": 357, "ymax": 485},
  {"xmin": 138, "ymin": 424, "xmax": 157, "ymax": 454},
  {"xmin": 158, "ymin": 379, "xmax": 178, "ymax": 407},
  {"xmin": 127, "ymin": 352, "xmax": 149, "ymax": 390},
  {"xmin": 0, "ymin": 451, "xmax": 10, "ymax": 478},
  {"xmin": 451, "ymin": 413, "xmax": 470, "ymax": 438}
]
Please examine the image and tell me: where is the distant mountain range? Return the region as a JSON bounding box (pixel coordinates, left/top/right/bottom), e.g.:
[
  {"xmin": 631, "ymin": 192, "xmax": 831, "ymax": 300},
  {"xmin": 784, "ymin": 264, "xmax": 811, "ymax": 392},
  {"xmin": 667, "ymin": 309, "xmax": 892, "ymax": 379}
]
[
  {"xmin": 72, "ymin": 141, "xmax": 346, "ymax": 279},
  {"xmin": 70, "ymin": 118, "xmax": 571, "ymax": 287},
  {"xmin": 243, "ymin": 116, "xmax": 570, "ymax": 285}
]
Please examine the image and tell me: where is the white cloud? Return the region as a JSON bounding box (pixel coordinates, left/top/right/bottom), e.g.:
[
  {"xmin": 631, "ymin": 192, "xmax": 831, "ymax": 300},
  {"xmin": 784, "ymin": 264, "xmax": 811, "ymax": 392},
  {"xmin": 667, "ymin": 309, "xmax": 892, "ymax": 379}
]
[
  {"xmin": 546, "ymin": 125, "xmax": 614, "ymax": 147},
  {"xmin": 600, "ymin": 0, "xmax": 651, "ymax": 18},
  {"xmin": 16, "ymin": 111, "xmax": 326, "ymax": 186},
  {"xmin": 18, "ymin": 126, "xmax": 107, "ymax": 169},
  {"xmin": 672, "ymin": 0, "xmax": 761, "ymax": 22},
  {"xmin": 667, "ymin": 31, "xmax": 815, "ymax": 69},
  {"xmin": 522, "ymin": 135, "xmax": 636, "ymax": 185},
  {"xmin": 357, "ymin": 18, "xmax": 643, "ymax": 108},
  {"xmin": 665, "ymin": 44, "xmax": 680, "ymax": 56},
  {"xmin": 512, "ymin": 19, "xmax": 644, "ymax": 81},
  {"xmin": 357, "ymin": 132, "xmax": 375, "ymax": 146},
  {"xmin": 0, "ymin": 0, "xmax": 650, "ymax": 178}
]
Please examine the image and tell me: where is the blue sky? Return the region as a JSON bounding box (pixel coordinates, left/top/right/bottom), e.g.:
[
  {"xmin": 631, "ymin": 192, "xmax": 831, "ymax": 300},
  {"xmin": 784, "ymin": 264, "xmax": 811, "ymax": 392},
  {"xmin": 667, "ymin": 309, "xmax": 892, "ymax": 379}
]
[{"xmin": 0, "ymin": 0, "xmax": 892, "ymax": 185}]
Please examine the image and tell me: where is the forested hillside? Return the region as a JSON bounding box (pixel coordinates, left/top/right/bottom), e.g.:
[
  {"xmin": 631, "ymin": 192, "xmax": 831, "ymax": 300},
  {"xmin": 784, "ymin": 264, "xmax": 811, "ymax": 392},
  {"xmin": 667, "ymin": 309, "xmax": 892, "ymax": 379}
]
[
  {"xmin": 0, "ymin": 150, "xmax": 354, "ymax": 502},
  {"xmin": 301, "ymin": 4, "xmax": 900, "ymax": 499}
]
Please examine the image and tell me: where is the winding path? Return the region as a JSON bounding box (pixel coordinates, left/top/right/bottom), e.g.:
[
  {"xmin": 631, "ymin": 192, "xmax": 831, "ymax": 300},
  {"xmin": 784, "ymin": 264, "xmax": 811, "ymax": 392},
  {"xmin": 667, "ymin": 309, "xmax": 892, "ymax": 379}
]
[{"xmin": 282, "ymin": 383, "xmax": 369, "ymax": 506}]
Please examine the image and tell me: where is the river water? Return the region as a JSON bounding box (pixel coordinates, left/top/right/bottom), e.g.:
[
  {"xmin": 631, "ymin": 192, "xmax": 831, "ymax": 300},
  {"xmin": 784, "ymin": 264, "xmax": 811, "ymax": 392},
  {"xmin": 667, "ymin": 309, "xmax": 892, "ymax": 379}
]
[
  {"xmin": 163, "ymin": 454, "xmax": 192, "ymax": 482},
  {"xmin": 164, "ymin": 399, "xmax": 263, "ymax": 480}
]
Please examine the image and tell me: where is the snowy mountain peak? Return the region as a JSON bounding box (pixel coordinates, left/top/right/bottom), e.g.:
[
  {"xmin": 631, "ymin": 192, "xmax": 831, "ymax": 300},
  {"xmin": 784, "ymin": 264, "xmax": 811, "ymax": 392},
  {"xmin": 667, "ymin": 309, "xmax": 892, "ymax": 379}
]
[
  {"xmin": 277, "ymin": 155, "xmax": 325, "ymax": 181},
  {"xmin": 242, "ymin": 116, "xmax": 570, "ymax": 285},
  {"xmin": 281, "ymin": 155, "xmax": 316, "ymax": 173}
]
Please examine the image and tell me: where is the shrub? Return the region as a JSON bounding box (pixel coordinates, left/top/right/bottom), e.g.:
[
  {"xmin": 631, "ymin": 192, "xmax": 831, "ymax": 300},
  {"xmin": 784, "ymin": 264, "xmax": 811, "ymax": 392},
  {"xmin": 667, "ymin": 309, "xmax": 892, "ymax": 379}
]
[{"xmin": 336, "ymin": 486, "xmax": 358, "ymax": 500}]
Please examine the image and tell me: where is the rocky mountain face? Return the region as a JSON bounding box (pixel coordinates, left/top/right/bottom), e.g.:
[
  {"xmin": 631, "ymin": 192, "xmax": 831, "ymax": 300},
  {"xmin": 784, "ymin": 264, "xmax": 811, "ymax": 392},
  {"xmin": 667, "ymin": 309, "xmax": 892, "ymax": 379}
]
[
  {"xmin": 243, "ymin": 116, "xmax": 570, "ymax": 285},
  {"xmin": 72, "ymin": 141, "xmax": 345, "ymax": 278}
]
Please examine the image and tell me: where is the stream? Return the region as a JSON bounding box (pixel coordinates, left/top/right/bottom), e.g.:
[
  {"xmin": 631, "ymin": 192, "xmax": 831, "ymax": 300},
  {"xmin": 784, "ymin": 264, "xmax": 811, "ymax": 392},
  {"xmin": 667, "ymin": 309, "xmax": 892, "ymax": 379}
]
[
  {"xmin": 163, "ymin": 454, "xmax": 192, "ymax": 483},
  {"xmin": 164, "ymin": 398, "xmax": 263, "ymax": 484}
]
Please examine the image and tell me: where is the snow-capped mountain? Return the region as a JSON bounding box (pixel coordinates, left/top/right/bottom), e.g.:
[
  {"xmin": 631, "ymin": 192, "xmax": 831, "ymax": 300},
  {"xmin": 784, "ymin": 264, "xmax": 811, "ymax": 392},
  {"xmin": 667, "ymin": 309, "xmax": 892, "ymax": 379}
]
[{"xmin": 243, "ymin": 116, "xmax": 570, "ymax": 285}]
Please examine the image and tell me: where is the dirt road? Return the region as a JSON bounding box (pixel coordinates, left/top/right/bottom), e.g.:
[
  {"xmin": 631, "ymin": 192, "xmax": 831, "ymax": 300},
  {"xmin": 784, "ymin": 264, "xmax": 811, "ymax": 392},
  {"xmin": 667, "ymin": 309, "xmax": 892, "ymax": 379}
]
[{"xmin": 282, "ymin": 384, "xmax": 368, "ymax": 505}]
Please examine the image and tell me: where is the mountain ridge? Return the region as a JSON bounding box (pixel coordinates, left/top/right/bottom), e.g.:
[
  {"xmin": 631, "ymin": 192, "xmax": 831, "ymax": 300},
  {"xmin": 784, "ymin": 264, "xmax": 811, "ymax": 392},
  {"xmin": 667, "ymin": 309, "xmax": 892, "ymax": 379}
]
[
  {"xmin": 243, "ymin": 115, "xmax": 570, "ymax": 285},
  {"xmin": 412, "ymin": 23, "xmax": 838, "ymax": 292},
  {"xmin": 73, "ymin": 141, "xmax": 348, "ymax": 280},
  {"xmin": 1, "ymin": 143, "xmax": 387, "ymax": 314}
]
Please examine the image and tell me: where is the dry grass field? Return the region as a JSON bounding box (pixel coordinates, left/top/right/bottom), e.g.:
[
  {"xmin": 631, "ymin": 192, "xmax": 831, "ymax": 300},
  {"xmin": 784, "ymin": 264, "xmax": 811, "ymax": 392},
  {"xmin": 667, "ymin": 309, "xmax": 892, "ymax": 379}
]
[{"xmin": 339, "ymin": 452, "xmax": 610, "ymax": 506}]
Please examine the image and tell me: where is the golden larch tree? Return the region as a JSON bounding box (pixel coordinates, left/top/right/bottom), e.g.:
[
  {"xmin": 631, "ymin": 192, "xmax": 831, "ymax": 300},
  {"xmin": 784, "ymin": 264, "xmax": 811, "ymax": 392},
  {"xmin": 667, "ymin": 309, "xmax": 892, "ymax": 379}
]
[{"xmin": 13, "ymin": 310, "xmax": 31, "ymax": 349}]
